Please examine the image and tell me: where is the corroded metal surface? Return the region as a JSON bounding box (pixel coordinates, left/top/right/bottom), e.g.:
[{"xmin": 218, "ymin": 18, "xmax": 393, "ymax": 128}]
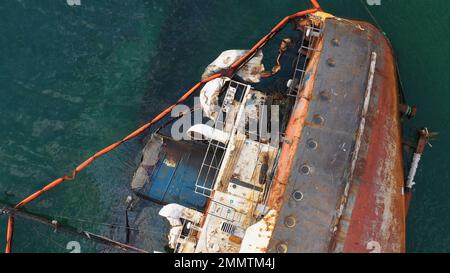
[
  {"xmin": 131, "ymin": 134, "xmax": 210, "ymax": 210},
  {"xmin": 266, "ymin": 35, "xmax": 324, "ymax": 214},
  {"xmin": 332, "ymin": 21, "xmax": 406, "ymax": 253},
  {"xmin": 268, "ymin": 18, "xmax": 405, "ymax": 253}
]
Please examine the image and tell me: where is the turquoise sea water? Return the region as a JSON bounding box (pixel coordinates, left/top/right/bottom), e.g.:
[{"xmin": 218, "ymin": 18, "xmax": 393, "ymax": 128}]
[{"xmin": 0, "ymin": 0, "xmax": 449, "ymax": 252}]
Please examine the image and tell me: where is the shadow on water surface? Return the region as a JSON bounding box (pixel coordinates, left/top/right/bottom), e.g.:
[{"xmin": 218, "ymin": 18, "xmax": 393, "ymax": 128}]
[{"xmin": 0, "ymin": 0, "xmax": 449, "ymax": 253}]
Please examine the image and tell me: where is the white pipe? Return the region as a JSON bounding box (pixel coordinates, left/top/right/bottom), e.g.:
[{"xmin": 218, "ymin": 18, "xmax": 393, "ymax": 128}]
[
  {"xmin": 187, "ymin": 124, "xmax": 230, "ymax": 144},
  {"xmin": 406, "ymin": 153, "xmax": 421, "ymax": 189},
  {"xmin": 200, "ymin": 77, "xmax": 226, "ymax": 120}
]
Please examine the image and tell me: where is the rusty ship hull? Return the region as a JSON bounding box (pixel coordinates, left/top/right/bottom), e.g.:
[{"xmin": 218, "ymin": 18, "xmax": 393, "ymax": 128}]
[
  {"xmin": 128, "ymin": 11, "xmax": 408, "ymax": 253},
  {"xmin": 2, "ymin": 2, "xmax": 422, "ymax": 255},
  {"xmin": 267, "ymin": 18, "xmax": 405, "ymax": 253}
]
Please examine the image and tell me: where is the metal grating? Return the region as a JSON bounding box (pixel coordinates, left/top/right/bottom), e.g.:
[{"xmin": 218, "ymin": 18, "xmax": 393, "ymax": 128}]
[
  {"xmin": 194, "ymin": 80, "xmax": 250, "ymax": 197},
  {"xmin": 221, "ymin": 222, "xmax": 237, "ymax": 235}
]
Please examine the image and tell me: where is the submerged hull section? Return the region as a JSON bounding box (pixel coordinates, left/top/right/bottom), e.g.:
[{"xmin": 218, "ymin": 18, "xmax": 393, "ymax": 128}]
[{"xmin": 268, "ymin": 18, "xmax": 405, "ymax": 253}]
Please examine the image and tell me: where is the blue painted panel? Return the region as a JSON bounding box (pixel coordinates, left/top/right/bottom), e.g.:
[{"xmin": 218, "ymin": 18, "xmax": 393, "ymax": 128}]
[{"xmin": 142, "ymin": 137, "xmax": 212, "ymax": 211}]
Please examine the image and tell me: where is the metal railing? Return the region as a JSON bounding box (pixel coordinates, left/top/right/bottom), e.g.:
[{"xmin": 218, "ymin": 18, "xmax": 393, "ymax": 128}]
[
  {"xmin": 194, "ymin": 81, "xmax": 250, "ymax": 197},
  {"xmin": 288, "ymin": 16, "xmax": 324, "ymax": 97}
]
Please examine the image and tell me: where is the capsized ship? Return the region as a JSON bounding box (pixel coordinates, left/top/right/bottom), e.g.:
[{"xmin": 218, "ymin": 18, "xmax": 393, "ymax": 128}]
[
  {"xmin": 129, "ymin": 4, "xmax": 427, "ymax": 253},
  {"xmin": 2, "ymin": 1, "xmax": 431, "ymax": 254}
]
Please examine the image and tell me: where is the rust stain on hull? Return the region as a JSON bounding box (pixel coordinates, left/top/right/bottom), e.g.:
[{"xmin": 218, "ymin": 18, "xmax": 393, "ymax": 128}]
[
  {"xmin": 268, "ymin": 18, "xmax": 406, "ymax": 253},
  {"xmin": 332, "ymin": 21, "xmax": 406, "ymax": 253},
  {"xmin": 267, "ymin": 38, "xmax": 324, "ymax": 212}
]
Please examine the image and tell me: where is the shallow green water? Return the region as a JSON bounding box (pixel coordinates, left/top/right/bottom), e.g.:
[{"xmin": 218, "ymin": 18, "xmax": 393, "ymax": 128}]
[{"xmin": 0, "ymin": 0, "xmax": 448, "ymax": 253}]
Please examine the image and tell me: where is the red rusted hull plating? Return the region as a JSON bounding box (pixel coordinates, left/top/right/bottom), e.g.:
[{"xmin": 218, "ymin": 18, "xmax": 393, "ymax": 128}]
[
  {"xmin": 268, "ymin": 18, "xmax": 406, "ymax": 253},
  {"xmin": 335, "ymin": 21, "xmax": 406, "ymax": 253}
]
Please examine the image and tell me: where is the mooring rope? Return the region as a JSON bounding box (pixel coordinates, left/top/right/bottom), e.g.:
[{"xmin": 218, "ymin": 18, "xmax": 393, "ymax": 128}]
[
  {"xmin": 4, "ymin": 0, "xmax": 321, "ymax": 253},
  {"xmin": 358, "ymin": 0, "xmax": 408, "ymax": 104},
  {"xmin": 358, "ymin": 0, "xmax": 383, "ymax": 32}
]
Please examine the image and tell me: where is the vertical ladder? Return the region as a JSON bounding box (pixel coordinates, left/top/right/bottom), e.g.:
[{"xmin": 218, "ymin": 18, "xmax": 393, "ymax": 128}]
[{"xmin": 288, "ymin": 18, "xmax": 323, "ymax": 97}]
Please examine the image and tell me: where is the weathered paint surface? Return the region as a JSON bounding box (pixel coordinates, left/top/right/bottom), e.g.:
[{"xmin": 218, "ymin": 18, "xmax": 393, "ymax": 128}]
[
  {"xmin": 266, "ymin": 37, "xmax": 324, "ymax": 213},
  {"xmin": 147, "ymin": 14, "xmax": 406, "ymax": 253},
  {"xmin": 131, "ymin": 134, "xmax": 210, "ymax": 210},
  {"xmin": 332, "ymin": 21, "xmax": 406, "ymax": 253},
  {"xmin": 268, "ymin": 18, "xmax": 406, "ymax": 253}
]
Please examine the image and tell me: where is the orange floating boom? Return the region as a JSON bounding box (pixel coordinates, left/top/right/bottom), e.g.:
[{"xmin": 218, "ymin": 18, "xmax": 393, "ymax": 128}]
[
  {"xmin": 230, "ymin": 8, "xmax": 318, "ymax": 72},
  {"xmin": 311, "ymin": 0, "xmax": 321, "ymax": 10},
  {"xmin": 4, "ymin": 1, "xmax": 320, "ymax": 253}
]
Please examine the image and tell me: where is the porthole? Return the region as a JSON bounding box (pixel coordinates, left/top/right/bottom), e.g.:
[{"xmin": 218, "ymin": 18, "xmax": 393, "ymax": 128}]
[
  {"xmin": 307, "ymin": 139, "xmax": 318, "ymax": 150},
  {"xmin": 284, "ymin": 216, "xmax": 296, "ymax": 228},
  {"xmin": 312, "ymin": 114, "xmax": 325, "ymax": 126},
  {"xmin": 292, "ymin": 190, "xmax": 304, "ymax": 202},
  {"xmin": 276, "ymin": 242, "xmax": 288, "ymax": 253},
  {"xmin": 300, "ymin": 164, "xmax": 312, "ymax": 175},
  {"xmin": 319, "ymin": 90, "xmax": 332, "ymax": 101}
]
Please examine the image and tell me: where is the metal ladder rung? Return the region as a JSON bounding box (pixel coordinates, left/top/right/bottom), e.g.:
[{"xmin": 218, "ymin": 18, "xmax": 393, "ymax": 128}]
[
  {"xmin": 202, "ymin": 164, "xmax": 220, "ymax": 171},
  {"xmin": 209, "ymin": 143, "xmax": 227, "ymax": 150},
  {"xmin": 195, "ymin": 186, "xmax": 213, "ymax": 193},
  {"xmin": 287, "ymin": 19, "xmax": 323, "ymax": 97},
  {"xmin": 306, "ymin": 26, "xmax": 322, "ymax": 33},
  {"xmin": 300, "ymin": 45, "xmax": 316, "ymax": 51}
]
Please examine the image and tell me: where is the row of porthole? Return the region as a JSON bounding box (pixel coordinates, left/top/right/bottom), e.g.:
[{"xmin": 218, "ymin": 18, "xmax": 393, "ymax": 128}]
[
  {"xmin": 276, "ymin": 37, "xmax": 339, "ymax": 253},
  {"xmin": 276, "ymin": 153, "xmax": 315, "ymax": 252},
  {"xmin": 313, "ymin": 37, "xmax": 337, "ymax": 129},
  {"xmin": 276, "ymin": 189, "xmax": 306, "ymax": 252},
  {"xmin": 283, "ymin": 138, "xmax": 318, "ymax": 231},
  {"xmin": 275, "ymin": 190, "xmax": 308, "ymax": 252},
  {"xmin": 278, "ymin": 113, "xmax": 321, "ymax": 243}
]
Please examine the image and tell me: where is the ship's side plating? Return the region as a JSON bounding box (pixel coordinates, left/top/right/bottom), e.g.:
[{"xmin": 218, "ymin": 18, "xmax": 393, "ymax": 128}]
[
  {"xmin": 267, "ymin": 17, "xmax": 405, "ymax": 253},
  {"xmin": 332, "ymin": 20, "xmax": 405, "ymax": 253}
]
